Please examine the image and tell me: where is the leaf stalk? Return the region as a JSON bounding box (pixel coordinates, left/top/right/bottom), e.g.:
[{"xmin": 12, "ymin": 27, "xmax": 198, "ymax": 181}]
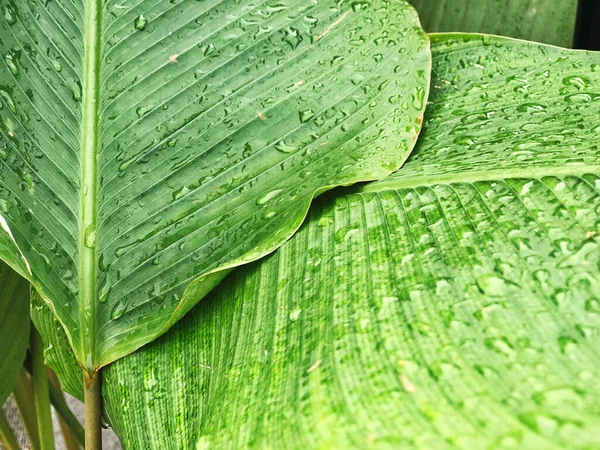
[{"xmin": 84, "ymin": 370, "xmax": 102, "ymax": 450}]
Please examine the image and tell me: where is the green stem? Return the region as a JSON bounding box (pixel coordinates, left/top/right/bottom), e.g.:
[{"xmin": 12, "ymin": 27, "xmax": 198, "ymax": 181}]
[
  {"xmin": 84, "ymin": 370, "xmax": 102, "ymax": 450},
  {"xmin": 31, "ymin": 327, "xmax": 55, "ymax": 450},
  {"xmin": 48, "ymin": 371, "xmax": 84, "ymax": 449},
  {"xmin": 0, "ymin": 410, "xmax": 20, "ymax": 450},
  {"xmin": 13, "ymin": 368, "xmax": 40, "ymax": 450}
]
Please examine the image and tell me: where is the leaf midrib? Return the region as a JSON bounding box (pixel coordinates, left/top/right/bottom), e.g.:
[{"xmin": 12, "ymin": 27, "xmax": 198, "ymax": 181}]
[
  {"xmin": 79, "ymin": 0, "xmax": 103, "ymax": 373},
  {"xmin": 359, "ymin": 164, "xmax": 600, "ymax": 192}
]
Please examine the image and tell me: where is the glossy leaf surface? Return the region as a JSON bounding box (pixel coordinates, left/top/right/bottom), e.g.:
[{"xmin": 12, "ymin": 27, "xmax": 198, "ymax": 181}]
[
  {"xmin": 0, "ymin": 0, "xmax": 429, "ymax": 370},
  {"xmin": 410, "ymin": 0, "xmax": 578, "ymax": 47},
  {"xmin": 103, "ymin": 35, "xmax": 600, "ymax": 449},
  {"xmin": 0, "ymin": 262, "xmax": 30, "ymax": 406}
]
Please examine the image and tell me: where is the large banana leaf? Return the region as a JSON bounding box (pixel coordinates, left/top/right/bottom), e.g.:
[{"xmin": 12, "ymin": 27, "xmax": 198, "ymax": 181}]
[
  {"xmin": 0, "ymin": 0, "xmax": 430, "ymax": 371},
  {"xmin": 0, "ymin": 262, "xmax": 30, "ymax": 405},
  {"xmin": 102, "ymin": 34, "xmax": 600, "ymax": 449},
  {"xmin": 410, "ymin": 0, "xmax": 578, "ymax": 47}
]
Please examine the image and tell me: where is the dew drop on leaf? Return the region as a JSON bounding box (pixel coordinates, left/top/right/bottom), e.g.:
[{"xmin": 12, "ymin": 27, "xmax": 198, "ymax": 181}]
[
  {"xmin": 562, "ymin": 75, "xmax": 590, "ymax": 90},
  {"xmin": 565, "ymin": 93, "xmax": 592, "ymax": 103},
  {"xmin": 411, "ymin": 86, "xmax": 425, "ymax": 110},
  {"xmin": 256, "ymin": 189, "xmax": 282, "ymax": 205},
  {"xmin": 84, "ymin": 227, "xmax": 96, "ymax": 248},
  {"xmin": 111, "ymin": 301, "xmax": 127, "ymax": 320},
  {"xmin": 476, "ymin": 274, "xmax": 507, "ymax": 297},
  {"xmin": 274, "ymin": 141, "xmax": 297, "ymax": 153},
  {"xmin": 299, "ymin": 109, "xmax": 314, "ymax": 123},
  {"xmin": 134, "ymin": 15, "xmax": 147, "ymax": 31}
]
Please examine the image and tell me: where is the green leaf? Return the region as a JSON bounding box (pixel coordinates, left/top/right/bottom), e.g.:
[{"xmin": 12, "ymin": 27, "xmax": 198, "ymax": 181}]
[
  {"xmin": 0, "ymin": 0, "xmax": 429, "ymax": 370},
  {"xmin": 103, "ymin": 34, "xmax": 600, "ymax": 449},
  {"xmin": 30, "ymin": 290, "xmax": 83, "ymax": 401},
  {"xmin": 409, "ymin": 0, "xmax": 579, "ymax": 47},
  {"xmin": 0, "ymin": 262, "xmax": 30, "ymax": 406}
]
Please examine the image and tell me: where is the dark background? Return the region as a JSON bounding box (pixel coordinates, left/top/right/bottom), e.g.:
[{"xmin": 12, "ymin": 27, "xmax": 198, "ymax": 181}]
[{"xmin": 576, "ymin": 0, "xmax": 600, "ymax": 49}]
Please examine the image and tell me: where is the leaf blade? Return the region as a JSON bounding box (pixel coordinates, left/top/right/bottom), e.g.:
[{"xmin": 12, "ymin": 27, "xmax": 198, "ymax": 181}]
[
  {"xmin": 0, "ymin": 262, "xmax": 30, "ymax": 406},
  {"xmin": 409, "ymin": 0, "xmax": 579, "ymax": 47},
  {"xmin": 0, "ymin": 0, "xmax": 430, "ymax": 369},
  {"xmin": 103, "ymin": 34, "xmax": 600, "ymax": 449}
]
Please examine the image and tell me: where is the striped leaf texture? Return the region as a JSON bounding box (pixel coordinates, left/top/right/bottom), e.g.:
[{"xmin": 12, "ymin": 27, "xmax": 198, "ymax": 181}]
[
  {"xmin": 31, "ymin": 289, "xmax": 83, "ymax": 400},
  {"xmin": 0, "ymin": 0, "xmax": 430, "ymax": 371},
  {"xmin": 0, "ymin": 261, "xmax": 29, "ymax": 405},
  {"xmin": 103, "ymin": 35, "xmax": 600, "ymax": 449},
  {"xmin": 409, "ymin": 0, "xmax": 579, "ymax": 47}
]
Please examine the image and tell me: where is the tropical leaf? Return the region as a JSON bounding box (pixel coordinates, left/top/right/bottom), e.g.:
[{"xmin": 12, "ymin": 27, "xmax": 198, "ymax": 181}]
[
  {"xmin": 409, "ymin": 0, "xmax": 579, "ymax": 47},
  {"xmin": 0, "ymin": 0, "xmax": 430, "ymax": 371},
  {"xmin": 0, "ymin": 262, "xmax": 30, "ymax": 406},
  {"xmin": 103, "ymin": 34, "xmax": 600, "ymax": 449}
]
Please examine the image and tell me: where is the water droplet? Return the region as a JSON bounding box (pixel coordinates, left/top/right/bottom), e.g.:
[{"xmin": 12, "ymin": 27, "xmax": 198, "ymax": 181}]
[
  {"xmin": 299, "ymin": 109, "xmax": 314, "ymax": 123},
  {"xmin": 274, "ymin": 141, "xmax": 297, "ymax": 153},
  {"xmin": 516, "ymin": 102, "xmax": 545, "ymax": 113},
  {"xmin": 203, "ymin": 43, "xmax": 216, "ymax": 56},
  {"xmin": 136, "ymin": 105, "xmax": 153, "ymax": 117},
  {"xmin": 110, "ymin": 301, "xmax": 127, "ymax": 320},
  {"xmin": 173, "ymin": 185, "xmax": 190, "ymax": 201},
  {"xmin": 411, "ymin": 86, "xmax": 425, "ymax": 110},
  {"xmin": 562, "ymin": 75, "xmax": 590, "ymax": 90},
  {"xmin": 22, "ymin": 172, "xmax": 33, "ymax": 192},
  {"xmin": 257, "ymin": 189, "xmax": 282, "ymax": 205},
  {"xmin": 476, "ymin": 274, "xmax": 507, "ymax": 296},
  {"xmin": 557, "ymin": 335, "xmax": 577, "ymax": 353},
  {"xmin": 0, "ymin": 90, "xmax": 16, "ymax": 114},
  {"xmin": 143, "ymin": 377, "xmax": 158, "ymax": 391},
  {"xmin": 69, "ymin": 79, "xmax": 82, "ymax": 102},
  {"xmin": 5, "ymin": 55, "xmax": 18, "ymax": 76},
  {"xmin": 4, "ymin": 5, "xmax": 16, "ymax": 24},
  {"xmin": 84, "ymin": 227, "xmax": 96, "ymax": 248},
  {"xmin": 134, "ymin": 15, "xmax": 147, "ymax": 31},
  {"xmin": 289, "ymin": 307, "xmax": 301, "ymax": 321},
  {"xmin": 335, "ymin": 224, "xmax": 359, "ymax": 243},
  {"xmin": 317, "ymin": 216, "xmax": 334, "ymax": 227},
  {"xmin": 565, "ymin": 93, "xmax": 591, "ymax": 103},
  {"xmin": 351, "ymin": 1, "xmax": 371, "ymax": 12},
  {"xmin": 283, "ymin": 27, "xmax": 302, "ymax": 49}
]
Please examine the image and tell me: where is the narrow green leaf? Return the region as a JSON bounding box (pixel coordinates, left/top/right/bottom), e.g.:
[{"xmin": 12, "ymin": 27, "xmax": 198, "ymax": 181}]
[
  {"xmin": 409, "ymin": 0, "xmax": 578, "ymax": 47},
  {"xmin": 0, "ymin": 0, "xmax": 430, "ymax": 370},
  {"xmin": 30, "ymin": 291, "xmax": 83, "ymax": 401},
  {"xmin": 0, "ymin": 262, "xmax": 29, "ymax": 406},
  {"xmin": 31, "ymin": 327, "xmax": 56, "ymax": 450},
  {"xmin": 0, "ymin": 410, "xmax": 20, "ymax": 450},
  {"xmin": 103, "ymin": 35, "xmax": 600, "ymax": 449}
]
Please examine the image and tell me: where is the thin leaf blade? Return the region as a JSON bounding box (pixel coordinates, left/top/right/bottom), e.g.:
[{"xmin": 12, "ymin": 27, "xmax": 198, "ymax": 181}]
[{"xmin": 0, "ymin": 262, "xmax": 30, "ymax": 406}]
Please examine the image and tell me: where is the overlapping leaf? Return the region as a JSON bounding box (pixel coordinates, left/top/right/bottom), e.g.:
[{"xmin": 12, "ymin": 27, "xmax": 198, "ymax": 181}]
[
  {"xmin": 409, "ymin": 0, "xmax": 578, "ymax": 47},
  {"xmin": 0, "ymin": 262, "xmax": 30, "ymax": 405},
  {"xmin": 30, "ymin": 290, "xmax": 83, "ymax": 400},
  {"xmin": 0, "ymin": 0, "xmax": 429, "ymax": 370},
  {"xmin": 103, "ymin": 34, "xmax": 600, "ymax": 449}
]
